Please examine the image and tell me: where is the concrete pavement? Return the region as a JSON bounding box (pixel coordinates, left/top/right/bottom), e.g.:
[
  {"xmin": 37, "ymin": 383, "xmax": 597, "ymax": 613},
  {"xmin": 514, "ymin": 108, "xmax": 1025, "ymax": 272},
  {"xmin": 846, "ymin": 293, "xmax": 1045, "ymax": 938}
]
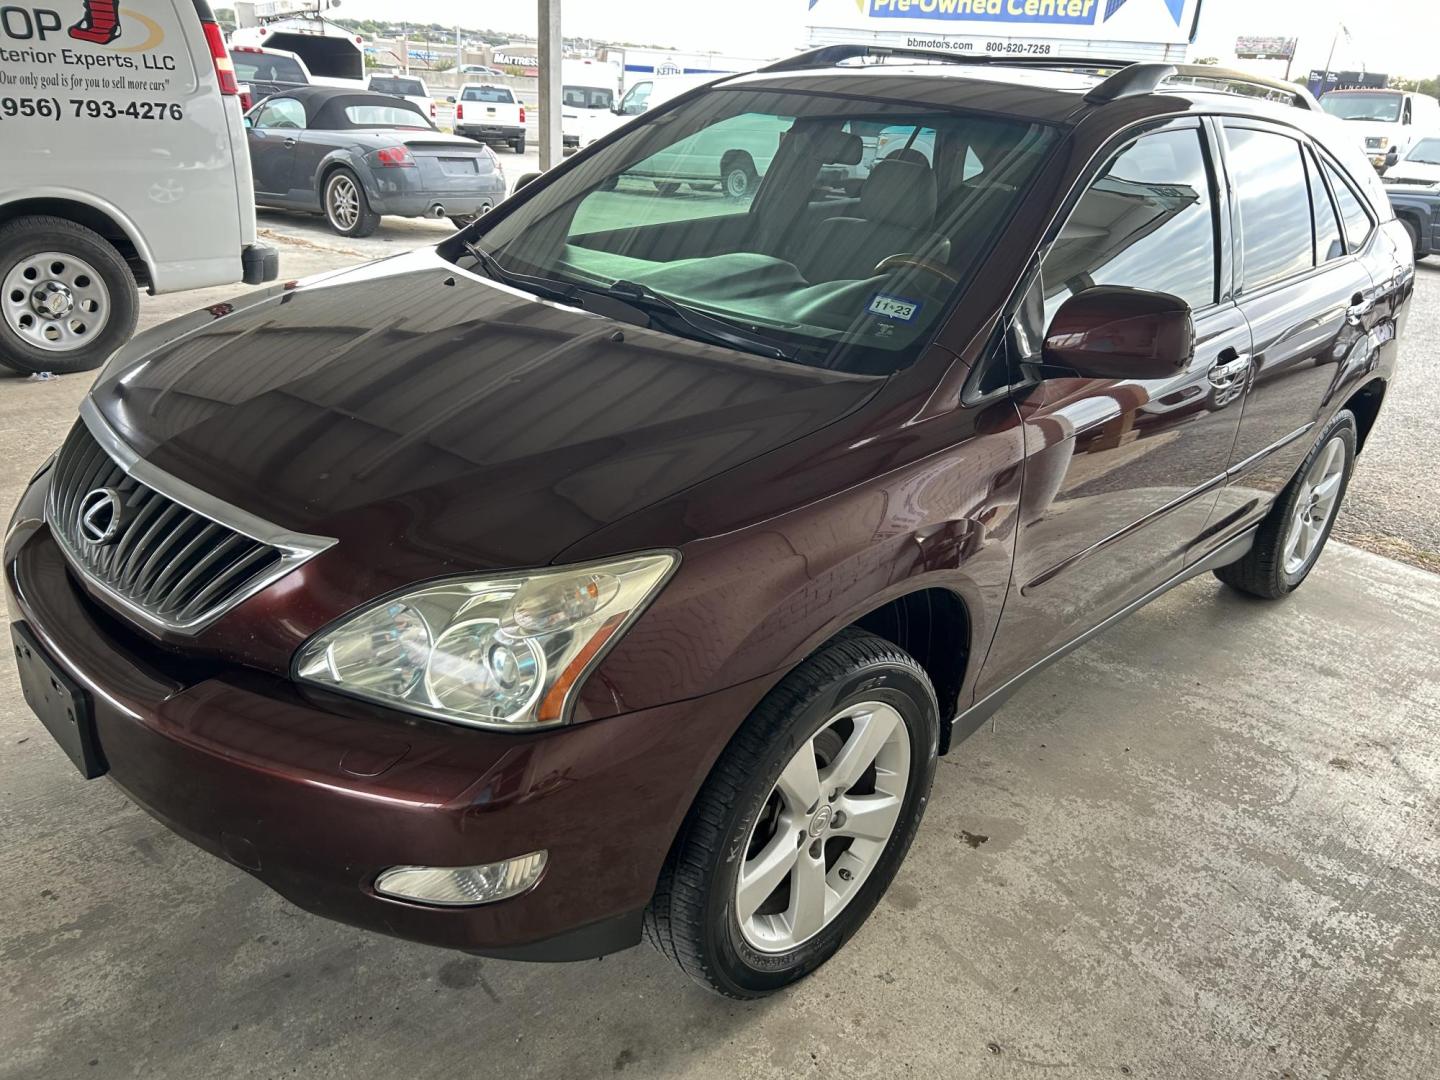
[{"xmin": 2, "ymin": 216, "xmax": 1439, "ymax": 1080}]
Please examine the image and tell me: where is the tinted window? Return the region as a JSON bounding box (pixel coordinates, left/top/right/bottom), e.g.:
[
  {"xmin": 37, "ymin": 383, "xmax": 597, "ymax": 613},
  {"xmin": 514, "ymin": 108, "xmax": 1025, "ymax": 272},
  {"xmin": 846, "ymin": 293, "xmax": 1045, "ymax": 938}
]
[
  {"xmin": 1226, "ymin": 128, "xmax": 1313, "ymax": 289},
  {"xmin": 342, "ymin": 104, "xmax": 431, "ymax": 128},
  {"xmin": 255, "ymin": 97, "xmax": 305, "ymax": 130},
  {"xmin": 1323, "ymin": 161, "xmax": 1374, "ymax": 251},
  {"xmin": 619, "ymin": 82, "xmax": 652, "ymax": 115},
  {"xmin": 461, "ymin": 86, "xmax": 515, "ymax": 103},
  {"xmin": 370, "ymin": 77, "xmax": 426, "ymax": 97},
  {"xmin": 233, "ymin": 52, "xmax": 306, "ymax": 85},
  {"xmin": 1042, "ymin": 129, "xmax": 1217, "ymax": 322},
  {"xmin": 1307, "ymin": 152, "xmax": 1344, "ymax": 263},
  {"xmin": 564, "ymin": 86, "xmax": 614, "ymax": 109}
]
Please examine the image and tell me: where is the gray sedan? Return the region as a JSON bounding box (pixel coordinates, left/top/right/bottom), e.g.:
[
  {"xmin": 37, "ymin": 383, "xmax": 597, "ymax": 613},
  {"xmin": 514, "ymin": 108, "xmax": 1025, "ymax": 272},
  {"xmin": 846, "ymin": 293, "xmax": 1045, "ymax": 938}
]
[{"xmin": 245, "ymin": 87, "xmax": 506, "ymax": 236}]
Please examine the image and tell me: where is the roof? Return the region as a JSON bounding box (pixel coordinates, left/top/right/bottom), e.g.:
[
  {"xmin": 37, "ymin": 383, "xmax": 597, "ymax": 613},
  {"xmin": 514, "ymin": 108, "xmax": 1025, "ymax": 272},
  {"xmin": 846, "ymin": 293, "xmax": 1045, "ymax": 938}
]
[
  {"xmin": 273, "ymin": 86, "xmax": 433, "ymax": 129},
  {"xmin": 718, "ymin": 51, "xmax": 1323, "ymax": 128}
]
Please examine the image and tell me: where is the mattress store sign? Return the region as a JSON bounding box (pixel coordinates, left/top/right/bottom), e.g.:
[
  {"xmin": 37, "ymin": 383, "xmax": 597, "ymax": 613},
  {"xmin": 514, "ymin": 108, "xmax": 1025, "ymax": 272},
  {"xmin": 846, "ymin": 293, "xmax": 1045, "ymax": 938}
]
[{"xmin": 808, "ymin": 0, "xmax": 1200, "ymax": 47}]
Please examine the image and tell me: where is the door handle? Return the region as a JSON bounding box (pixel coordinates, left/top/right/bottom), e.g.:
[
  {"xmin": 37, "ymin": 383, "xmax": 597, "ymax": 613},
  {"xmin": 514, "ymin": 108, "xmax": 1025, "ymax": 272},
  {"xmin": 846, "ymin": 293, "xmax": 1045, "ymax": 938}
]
[
  {"xmin": 1346, "ymin": 293, "xmax": 1374, "ymax": 326},
  {"xmin": 283, "ymin": 137, "xmax": 297, "ymax": 148},
  {"xmin": 1207, "ymin": 350, "xmax": 1251, "ymax": 389}
]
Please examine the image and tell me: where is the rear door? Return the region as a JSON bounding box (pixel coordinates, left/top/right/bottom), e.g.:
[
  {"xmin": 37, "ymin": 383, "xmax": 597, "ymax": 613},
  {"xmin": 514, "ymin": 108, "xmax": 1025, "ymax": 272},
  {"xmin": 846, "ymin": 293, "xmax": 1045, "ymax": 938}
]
[
  {"xmin": 977, "ymin": 121, "xmax": 1252, "ymax": 696},
  {"xmin": 1209, "ymin": 120, "xmax": 1376, "ymax": 522}
]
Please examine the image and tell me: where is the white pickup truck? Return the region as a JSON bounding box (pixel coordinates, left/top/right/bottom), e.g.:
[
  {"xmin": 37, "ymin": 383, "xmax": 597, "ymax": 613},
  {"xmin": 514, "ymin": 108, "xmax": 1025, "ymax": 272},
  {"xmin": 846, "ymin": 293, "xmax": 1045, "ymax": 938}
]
[{"xmin": 453, "ymin": 84, "xmax": 527, "ymax": 154}]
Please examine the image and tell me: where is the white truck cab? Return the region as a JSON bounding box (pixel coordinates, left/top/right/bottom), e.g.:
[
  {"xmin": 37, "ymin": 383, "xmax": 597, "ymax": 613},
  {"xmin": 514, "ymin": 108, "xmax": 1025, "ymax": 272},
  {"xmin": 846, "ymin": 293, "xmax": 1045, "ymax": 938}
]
[
  {"xmin": 1319, "ymin": 88, "xmax": 1440, "ymax": 171},
  {"xmin": 0, "ymin": 0, "xmax": 276, "ymax": 375}
]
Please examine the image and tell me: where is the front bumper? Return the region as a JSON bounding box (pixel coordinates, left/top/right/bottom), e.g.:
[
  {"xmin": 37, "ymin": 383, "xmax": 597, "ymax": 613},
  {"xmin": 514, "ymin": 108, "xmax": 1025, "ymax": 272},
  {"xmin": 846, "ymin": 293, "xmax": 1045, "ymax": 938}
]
[{"xmin": 5, "ymin": 491, "xmax": 760, "ymax": 960}]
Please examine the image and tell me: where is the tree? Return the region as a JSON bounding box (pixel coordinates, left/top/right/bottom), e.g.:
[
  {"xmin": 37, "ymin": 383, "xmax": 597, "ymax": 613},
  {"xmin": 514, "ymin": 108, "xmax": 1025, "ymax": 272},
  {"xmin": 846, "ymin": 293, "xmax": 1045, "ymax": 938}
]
[{"xmin": 431, "ymin": 59, "xmax": 455, "ymax": 74}]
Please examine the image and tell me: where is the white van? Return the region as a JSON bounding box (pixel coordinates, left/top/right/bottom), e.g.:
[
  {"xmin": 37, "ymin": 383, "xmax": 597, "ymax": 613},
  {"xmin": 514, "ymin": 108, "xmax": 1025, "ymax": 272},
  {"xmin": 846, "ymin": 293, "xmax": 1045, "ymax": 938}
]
[
  {"xmin": 574, "ymin": 74, "xmax": 714, "ymax": 150},
  {"xmin": 0, "ymin": 0, "xmax": 276, "ymax": 375},
  {"xmin": 560, "ymin": 58, "xmax": 621, "ymax": 149},
  {"xmin": 1319, "ymin": 88, "xmax": 1440, "ymax": 171}
]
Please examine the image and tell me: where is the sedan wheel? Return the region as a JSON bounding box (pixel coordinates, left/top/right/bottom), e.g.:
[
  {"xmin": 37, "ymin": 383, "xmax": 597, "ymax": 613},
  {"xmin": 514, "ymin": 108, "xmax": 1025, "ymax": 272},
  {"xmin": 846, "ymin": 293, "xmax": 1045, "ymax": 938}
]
[
  {"xmin": 323, "ymin": 169, "xmax": 380, "ymax": 238},
  {"xmin": 1283, "ymin": 436, "xmax": 1346, "ymax": 576}
]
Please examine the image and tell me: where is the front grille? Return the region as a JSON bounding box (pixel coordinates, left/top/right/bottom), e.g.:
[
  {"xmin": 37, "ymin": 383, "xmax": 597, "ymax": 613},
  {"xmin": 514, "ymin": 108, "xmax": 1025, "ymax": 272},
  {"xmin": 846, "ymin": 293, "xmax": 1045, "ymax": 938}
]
[{"xmin": 45, "ymin": 418, "xmax": 328, "ymax": 633}]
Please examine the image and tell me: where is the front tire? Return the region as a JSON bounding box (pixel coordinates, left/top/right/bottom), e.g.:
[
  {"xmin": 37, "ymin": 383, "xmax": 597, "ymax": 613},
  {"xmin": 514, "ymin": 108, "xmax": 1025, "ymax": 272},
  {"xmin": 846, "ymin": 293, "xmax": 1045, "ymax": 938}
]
[
  {"xmin": 1214, "ymin": 411, "xmax": 1357, "ymax": 599},
  {"xmin": 1400, "ymin": 217, "xmax": 1427, "ymax": 261},
  {"xmin": 0, "ymin": 215, "xmax": 138, "ymax": 375},
  {"xmin": 511, "ymin": 137, "xmax": 526, "ymax": 154},
  {"xmin": 323, "ymin": 168, "xmax": 379, "ymax": 238},
  {"xmin": 646, "ymin": 629, "xmax": 939, "ymax": 998}
]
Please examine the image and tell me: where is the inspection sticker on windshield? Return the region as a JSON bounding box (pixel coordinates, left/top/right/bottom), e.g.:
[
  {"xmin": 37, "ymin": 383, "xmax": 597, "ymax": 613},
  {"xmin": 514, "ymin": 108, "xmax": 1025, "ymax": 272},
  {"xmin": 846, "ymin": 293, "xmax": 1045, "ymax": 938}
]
[{"xmin": 868, "ymin": 294, "xmax": 921, "ymax": 322}]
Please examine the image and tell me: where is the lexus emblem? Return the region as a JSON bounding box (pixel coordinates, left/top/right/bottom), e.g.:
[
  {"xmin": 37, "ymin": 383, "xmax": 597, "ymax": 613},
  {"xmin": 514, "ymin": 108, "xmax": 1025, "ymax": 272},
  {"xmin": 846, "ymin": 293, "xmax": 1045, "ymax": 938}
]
[{"xmin": 77, "ymin": 488, "xmax": 124, "ymax": 545}]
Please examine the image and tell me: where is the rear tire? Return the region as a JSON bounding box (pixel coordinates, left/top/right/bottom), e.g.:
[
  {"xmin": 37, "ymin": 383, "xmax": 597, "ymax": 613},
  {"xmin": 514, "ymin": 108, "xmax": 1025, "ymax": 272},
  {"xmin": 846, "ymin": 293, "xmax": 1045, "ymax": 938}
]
[
  {"xmin": 720, "ymin": 154, "xmax": 759, "ymax": 199},
  {"xmin": 0, "ymin": 215, "xmax": 137, "ymax": 376},
  {"xmin": 1214, "ymin": 411, "xmax": 1357, "ymax": 599},
  {"xmin": 511, "ymin": 137, "xmax": 526, "ymax": 154},
  {"xmin": 1400, "ymin": 217, "xmax": 1427, "ymax": 261},
  {"xmin": 322, "ymin": 168, "xmax": 380, "ymax": 238},
  {"xmin": 645, "ymin": 629, "xmax": 939, "ymax": 998}
]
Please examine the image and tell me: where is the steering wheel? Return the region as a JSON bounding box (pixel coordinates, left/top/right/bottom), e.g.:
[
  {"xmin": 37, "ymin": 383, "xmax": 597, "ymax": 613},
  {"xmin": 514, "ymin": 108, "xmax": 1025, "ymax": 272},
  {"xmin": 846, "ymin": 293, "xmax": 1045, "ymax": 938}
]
[{"xmin": 873, "ymin": 254, "xmax": 962, "ymax": 286}]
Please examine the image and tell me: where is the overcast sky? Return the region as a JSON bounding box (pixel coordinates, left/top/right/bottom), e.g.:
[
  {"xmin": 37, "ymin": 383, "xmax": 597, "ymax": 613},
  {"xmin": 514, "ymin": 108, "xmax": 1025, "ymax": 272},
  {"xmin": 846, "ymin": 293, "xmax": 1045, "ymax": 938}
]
[{"xmin": 334, "ymin": 0, "xmax": 1438, "ymax": 79}]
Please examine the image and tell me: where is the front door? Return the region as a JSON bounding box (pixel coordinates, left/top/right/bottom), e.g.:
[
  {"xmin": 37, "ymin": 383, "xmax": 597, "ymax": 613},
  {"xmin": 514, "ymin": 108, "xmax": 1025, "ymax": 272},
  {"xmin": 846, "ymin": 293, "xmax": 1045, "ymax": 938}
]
[
  {"xmin": 977, "ymin": 123, "xmax": 1252, "ymax": 697},
  {"xmin": 247, "ymin": 97, "xmax": 305, "ymax": 199}
]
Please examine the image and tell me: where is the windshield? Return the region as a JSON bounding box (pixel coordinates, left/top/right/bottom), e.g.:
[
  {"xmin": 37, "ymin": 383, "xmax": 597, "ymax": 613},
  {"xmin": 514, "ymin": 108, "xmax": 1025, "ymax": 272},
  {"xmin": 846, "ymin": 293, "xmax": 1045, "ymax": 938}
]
[
  {"xmin": 564, "ymin": 85, "xmax": 614, "ymax": 110},
  {"xmin": 1405, "ymin": 137, "xmax": 1440, "ymax": 164},
  {"xmin": 370, "ymin": 77, "xmax": 426, "ymax": 97},
  {"xmin": 1320, "ymin": 92, "xmax": 1403, "ymax": 122},
  {"xmin": 462, "ymin": 86, "xmax": 515, "ymax": 103},
  {"xmin": 343, "ymin": 103, "xmax": 432, "ymax": 128},
  {"xmin": 234, "ymin": 52, "xmax": 306, "ymax": 84},
  {"xmin": 465, "ymin": 89, "xmax": 1056, "ymax": 374}
]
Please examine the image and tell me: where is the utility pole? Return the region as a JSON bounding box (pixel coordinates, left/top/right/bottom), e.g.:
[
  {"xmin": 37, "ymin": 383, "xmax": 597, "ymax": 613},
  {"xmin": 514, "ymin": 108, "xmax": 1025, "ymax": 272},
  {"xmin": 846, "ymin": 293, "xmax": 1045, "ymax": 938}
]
[
  {"xmin": 537, "ymin": 0, "xmax": 562, "ymax": 170},
  {"xmin": 455, "ymin": 23, "xmax": 462, "ymax": 73}
]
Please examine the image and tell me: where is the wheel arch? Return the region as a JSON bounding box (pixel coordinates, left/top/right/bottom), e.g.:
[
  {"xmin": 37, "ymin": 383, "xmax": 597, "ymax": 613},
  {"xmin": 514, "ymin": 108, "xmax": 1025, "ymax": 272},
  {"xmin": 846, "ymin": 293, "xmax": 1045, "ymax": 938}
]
[
  {"xmin": 1342, "ymin": 376, "xmax": 1387, "ymax": 454},
  {"xmin": 0, "ymin": 193, "xmax": 153, "ymax": 290},
  {"xmin": 720, "ymin": 148, "xmax": 757, "ymax": 176}
]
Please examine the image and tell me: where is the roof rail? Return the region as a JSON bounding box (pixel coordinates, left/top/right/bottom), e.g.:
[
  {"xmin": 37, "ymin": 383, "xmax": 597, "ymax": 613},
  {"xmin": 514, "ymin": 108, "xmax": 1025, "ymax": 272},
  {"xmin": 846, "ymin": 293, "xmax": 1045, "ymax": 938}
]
[
  {"xmin": 760, "ymin": 44, "xmax": 1133, "ymax": 75},
  {"xmin": 1085, "ymin": 63, "xmax": 1319, "ymax": 110}
]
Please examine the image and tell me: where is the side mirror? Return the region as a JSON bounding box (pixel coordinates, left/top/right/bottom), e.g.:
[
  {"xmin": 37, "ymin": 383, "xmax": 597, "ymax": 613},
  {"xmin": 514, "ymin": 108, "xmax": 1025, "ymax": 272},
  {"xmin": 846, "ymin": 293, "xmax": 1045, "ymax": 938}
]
[
  {"xmin": 1042, "ymin": 286, "xmax": 1194, "ymax": 381},
  {"xmin": 243, "ymin": 117, "xmax": 253, "ymax": 128},
  {"xmin": 446, "ymin": 95, "xmax": 456, "ymax": 104},
  {"xmin": 512, "ymin": 171, "xmax": 543, "ymax": 193}
]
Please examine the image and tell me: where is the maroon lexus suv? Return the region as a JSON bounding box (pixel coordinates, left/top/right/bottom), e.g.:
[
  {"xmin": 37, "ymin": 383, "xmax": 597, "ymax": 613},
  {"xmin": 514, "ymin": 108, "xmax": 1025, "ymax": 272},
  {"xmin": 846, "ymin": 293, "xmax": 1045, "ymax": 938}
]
[{"xmin": 5, "ymin": 47, "xmax": 1412, "ymax": 998}]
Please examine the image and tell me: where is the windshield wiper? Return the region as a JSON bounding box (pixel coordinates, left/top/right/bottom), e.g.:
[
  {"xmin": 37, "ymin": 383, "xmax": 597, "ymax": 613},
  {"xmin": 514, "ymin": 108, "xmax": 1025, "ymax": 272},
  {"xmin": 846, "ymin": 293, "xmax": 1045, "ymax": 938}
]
[
  {"xmin": 462, "ymin": 240, "xmax": 586, "ymax": 307},
  {"xmin": 587, "ymin": 279, "xmax": 795, "ymax": 361}
]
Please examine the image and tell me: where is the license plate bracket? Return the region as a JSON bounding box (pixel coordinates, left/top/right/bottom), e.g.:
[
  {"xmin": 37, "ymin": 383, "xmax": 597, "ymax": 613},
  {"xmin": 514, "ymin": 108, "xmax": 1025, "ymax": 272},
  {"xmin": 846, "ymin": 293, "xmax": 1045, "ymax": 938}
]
[{"xmin": 11, "ymin": 622, "xmax": 106, "ymax": 779}]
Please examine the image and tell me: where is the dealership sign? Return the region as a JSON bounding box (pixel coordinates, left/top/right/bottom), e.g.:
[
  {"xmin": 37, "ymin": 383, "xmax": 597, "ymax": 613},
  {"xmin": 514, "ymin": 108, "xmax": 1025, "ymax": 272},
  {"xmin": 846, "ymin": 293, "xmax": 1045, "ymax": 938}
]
[{"xmin": 806, "ymin": 0, "xmax": 1202, "ymax": 44}]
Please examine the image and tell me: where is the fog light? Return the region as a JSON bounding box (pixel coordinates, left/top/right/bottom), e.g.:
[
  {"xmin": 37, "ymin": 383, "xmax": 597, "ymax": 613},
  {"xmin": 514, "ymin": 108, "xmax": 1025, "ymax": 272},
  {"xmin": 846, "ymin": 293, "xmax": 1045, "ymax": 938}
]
[{"xmin": 375, "ymin": 851, "xmax": 547, "ymax": 906}]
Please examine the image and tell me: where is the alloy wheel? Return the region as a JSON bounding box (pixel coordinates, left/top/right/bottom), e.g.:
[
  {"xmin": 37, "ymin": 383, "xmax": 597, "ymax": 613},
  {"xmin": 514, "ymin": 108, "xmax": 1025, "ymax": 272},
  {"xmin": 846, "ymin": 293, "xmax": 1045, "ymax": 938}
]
[
  {"xmin": 1283, "ymin": 435, "xmax": 1346, "ymax": 576},
  {"xmin": 2, "ymin": 251, "xmax": 111, "ymax": 353},
  {"xmin": 735, "ymin": 701, "xmax": 910, "ymax": 953},
  {"xmin": 328, "ymin": 175, "xmax": 360, "ymax": 231}
]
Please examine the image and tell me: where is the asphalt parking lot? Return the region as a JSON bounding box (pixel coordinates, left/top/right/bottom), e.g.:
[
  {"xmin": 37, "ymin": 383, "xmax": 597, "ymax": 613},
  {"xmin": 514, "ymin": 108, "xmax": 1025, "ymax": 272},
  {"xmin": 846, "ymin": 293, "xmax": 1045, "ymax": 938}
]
[{"xmin": 3, "ymin": 217, "xmax": 1439, "ymax": 1079}]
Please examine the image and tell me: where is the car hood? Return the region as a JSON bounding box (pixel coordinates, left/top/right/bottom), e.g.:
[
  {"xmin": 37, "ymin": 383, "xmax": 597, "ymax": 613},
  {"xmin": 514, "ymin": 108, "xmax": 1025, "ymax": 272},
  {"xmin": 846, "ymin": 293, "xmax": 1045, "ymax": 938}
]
[
  {"xmin": 89, "ymin": 250, "xmax": 879, "ymax": 583},
  {"xmin": 1386, "ymin": 160, "xmax": 1440, "ymax": 184}
]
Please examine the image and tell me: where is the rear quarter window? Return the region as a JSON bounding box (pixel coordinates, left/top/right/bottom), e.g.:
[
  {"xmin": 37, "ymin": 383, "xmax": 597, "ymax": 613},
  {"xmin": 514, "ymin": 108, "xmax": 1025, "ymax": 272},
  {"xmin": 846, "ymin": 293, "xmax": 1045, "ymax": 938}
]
[{"xmin": 1322, "ymin": 160, "xmax": 1376, "ymax": 252}]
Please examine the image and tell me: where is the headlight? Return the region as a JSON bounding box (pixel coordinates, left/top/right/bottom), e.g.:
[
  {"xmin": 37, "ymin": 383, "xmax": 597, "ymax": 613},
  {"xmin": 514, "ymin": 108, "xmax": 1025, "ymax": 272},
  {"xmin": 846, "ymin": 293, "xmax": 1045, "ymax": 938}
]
[{"xmin": 294, "ymin": 552, "xmax": 676, "ymax": 730}]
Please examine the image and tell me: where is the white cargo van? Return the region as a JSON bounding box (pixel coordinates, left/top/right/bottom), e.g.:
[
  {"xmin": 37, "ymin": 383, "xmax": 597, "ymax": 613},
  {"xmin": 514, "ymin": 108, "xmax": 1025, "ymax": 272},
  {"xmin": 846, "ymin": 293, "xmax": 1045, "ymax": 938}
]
[
  {"xmin": 0, "ymin": 0, "xmax": 276, "ymax": 375},
  {"xmin": 560, "ymin": 58, "xmax": 621, "ymax": 149},
  {"xmin": 1319, "ymin": 88, "xmax": 1440, "ymax": 171}
]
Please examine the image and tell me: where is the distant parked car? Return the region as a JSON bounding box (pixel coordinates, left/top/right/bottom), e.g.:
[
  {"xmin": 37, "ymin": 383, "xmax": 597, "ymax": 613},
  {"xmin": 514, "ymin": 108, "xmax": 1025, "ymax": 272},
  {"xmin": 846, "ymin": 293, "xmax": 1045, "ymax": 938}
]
[
  {"xmin": 454, "ymin": 84, "xmax": 527, "ymax": 153},
  {"xmin": 460, "ymin": 64, "xmax": 507, "ymax": 77},
  {"xmin": 245, "ymin": 87, "xmax": 505, "ymax": 235},
  {"xmin": 1384, "ymin": 143, "xmax": 1440, "ymax": 259},
  {"xmin": 367, "ymin": 74, "xmax": 437, "ymax": 124},
  {"xmin": 232, "ymin": 45, "xmax": 310, "ymax": 113}
]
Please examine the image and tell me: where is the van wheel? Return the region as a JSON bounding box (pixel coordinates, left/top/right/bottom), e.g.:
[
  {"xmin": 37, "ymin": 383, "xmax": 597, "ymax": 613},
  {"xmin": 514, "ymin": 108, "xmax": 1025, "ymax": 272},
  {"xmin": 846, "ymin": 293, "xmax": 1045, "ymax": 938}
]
[
  {"xmin": 720, "ymin": 154, "xmax": 759, "ymax": 199},
  {"xmin": 645, "ymin": 629, "xmax": 939, "ymax": 998},
  {"xmin": 0, "ymin": 215, "xmax": 138, "ymax": 376},
  {"xmin": 1214, "ymin": 411, "xmax": 1357, "ymax": 599},
  {"xmin": 323, "ymin": 168, "xmax": 379, "ymax": 238}
]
